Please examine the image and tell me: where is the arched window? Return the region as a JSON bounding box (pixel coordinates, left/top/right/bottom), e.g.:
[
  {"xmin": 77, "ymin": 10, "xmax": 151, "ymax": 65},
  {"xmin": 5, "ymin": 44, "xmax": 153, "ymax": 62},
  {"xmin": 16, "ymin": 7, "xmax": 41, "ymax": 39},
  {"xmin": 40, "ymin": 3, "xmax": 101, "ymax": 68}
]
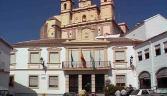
[
  {"xmin": 104, "ymin": 0, "xmax": 107, "ymax": 2},
  {"xmin": 156, "ymin": 67, "xmax": 167, "ymax": 88},
  {"xmin": 138, "ymin": 71, "xmax": 151, "ymax": 89},
  {"xmin": 82, "ymin": 15, "xmax": 86, "ymax": 22},
  {"xmin": 64, "ymin": 3, "xmax": 67, "ymax": 10}
]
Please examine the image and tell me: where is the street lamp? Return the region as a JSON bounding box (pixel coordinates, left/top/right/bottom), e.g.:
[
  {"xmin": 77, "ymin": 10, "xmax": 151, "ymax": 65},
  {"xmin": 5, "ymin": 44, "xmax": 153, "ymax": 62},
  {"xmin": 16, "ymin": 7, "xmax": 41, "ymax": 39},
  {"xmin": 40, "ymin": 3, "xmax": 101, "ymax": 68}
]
[
  {"xmin": 130, "ymin": 55, "xmax": 133, "ymax": 65},
  {"xmin": 40, "ymin": 57, "xmax": 47, "ymax": 73}
]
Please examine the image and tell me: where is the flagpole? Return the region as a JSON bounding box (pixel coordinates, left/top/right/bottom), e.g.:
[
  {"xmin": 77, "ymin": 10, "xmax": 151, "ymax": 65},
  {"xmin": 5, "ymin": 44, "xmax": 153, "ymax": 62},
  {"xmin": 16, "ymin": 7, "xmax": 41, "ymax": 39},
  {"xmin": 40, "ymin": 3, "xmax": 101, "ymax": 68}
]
[{"xmin": 99, "ymin": 48, "xmax": 101, "ymax": 67}]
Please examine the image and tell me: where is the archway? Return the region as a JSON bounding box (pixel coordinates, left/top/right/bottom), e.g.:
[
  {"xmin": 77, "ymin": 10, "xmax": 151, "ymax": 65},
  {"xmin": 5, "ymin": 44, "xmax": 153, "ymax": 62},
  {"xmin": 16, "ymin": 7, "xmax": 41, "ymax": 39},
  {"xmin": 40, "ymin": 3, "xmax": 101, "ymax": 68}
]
[
  {"xmin": 156, "ymin": 67, "xmax": 167, "ymax": 88},
  {"xmin": 138, "ymin": 71, "xmax": 151, "ymax": 89}
]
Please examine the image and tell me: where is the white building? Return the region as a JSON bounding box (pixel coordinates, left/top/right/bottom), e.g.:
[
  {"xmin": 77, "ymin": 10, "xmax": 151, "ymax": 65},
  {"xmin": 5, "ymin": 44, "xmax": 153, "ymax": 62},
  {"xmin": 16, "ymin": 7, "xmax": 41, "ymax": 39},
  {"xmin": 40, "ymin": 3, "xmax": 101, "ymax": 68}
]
[
  {"xmin": 0, "ymin": 37, "xmax": 13, "ymax": 90},
  {"xmin": 124, "ymin": 14, "xmax": 167, "ymax": 41},
  {"xmin": 134, "ymin": 31, "xmax": 167, "ymax": 91},
  {"xmin": 9, "ymin": 29, "xmax": 142, "ymax": 95}
]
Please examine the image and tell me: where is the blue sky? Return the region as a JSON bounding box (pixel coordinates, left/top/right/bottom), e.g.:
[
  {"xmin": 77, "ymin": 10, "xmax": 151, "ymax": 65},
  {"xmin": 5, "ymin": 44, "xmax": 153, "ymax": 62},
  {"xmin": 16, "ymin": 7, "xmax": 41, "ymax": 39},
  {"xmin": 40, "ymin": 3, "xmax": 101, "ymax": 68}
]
[{"xmin": 0, "ymin": 0, "xmax": 167, "ymax": 44}]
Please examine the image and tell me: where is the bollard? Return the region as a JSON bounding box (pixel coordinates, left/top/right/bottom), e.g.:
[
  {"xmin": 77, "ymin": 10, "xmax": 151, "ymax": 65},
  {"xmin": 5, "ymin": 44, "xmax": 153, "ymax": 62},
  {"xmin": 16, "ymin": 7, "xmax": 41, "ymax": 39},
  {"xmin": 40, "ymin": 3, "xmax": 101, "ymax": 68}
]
[{"xmin": 42, "ymin": 93, "xmax": 45, "ymax": 96}]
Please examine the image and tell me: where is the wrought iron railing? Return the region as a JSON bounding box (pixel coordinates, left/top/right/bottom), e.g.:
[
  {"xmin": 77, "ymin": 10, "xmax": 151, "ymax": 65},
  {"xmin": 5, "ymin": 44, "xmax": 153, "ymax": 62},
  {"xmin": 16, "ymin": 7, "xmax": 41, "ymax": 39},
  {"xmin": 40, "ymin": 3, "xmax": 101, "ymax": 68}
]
[
  {"xmin": 0, "ymin": 61, "xmax": 5, "ymax": 71},
  {"xmin": 62, "ymin": 61, "xmax": 111, "ymax": 68}
]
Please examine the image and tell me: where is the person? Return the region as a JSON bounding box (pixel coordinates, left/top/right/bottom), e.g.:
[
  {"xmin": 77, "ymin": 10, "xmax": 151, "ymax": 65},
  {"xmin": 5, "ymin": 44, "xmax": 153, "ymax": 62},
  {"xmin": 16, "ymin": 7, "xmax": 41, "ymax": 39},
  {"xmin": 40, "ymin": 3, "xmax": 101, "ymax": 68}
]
[
  {"xmin": 80, "ymin": 89, "xmax": 87, "ymax": 96},
  {"xmin": 127, "ymin": 84, "xmax": 134, "ymax": 96},
  {"xmin": 121, "ymin": 87, "xmax": 127, "ymax": 96},
  {"xmin": 115, "ymin": 89, "xmax": 121, "ymax": 96}
]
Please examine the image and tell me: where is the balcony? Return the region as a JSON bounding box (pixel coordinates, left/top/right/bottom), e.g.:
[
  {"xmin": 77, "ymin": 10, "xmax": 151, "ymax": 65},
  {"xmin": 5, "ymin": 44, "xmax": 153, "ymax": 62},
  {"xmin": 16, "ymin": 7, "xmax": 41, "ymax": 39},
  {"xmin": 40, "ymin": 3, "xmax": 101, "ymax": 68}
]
[
  {"xmin": 62, "ymin": 61, "xmax": 111, "ymax": 70},
  {"xmin": 0, "ymin": 61, "xmax": 5, "ymax": 72}
]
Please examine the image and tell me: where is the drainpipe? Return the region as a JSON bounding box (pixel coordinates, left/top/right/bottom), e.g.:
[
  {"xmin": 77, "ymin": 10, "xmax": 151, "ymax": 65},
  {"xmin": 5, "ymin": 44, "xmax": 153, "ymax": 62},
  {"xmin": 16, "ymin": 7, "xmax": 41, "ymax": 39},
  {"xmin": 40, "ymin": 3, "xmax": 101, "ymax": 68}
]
[{"xmin": 149, "ymin": 41, "xmax": 156, "ymax": 90}]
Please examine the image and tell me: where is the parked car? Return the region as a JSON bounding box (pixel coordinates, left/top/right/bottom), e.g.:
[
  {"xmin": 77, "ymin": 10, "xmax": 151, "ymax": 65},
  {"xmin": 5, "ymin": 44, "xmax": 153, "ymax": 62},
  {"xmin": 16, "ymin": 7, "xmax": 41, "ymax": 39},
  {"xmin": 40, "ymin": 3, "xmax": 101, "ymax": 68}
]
[
  {"xmin": 63, "ymin": 92, "xmax": 77, "ymax": 96},
  {"xmin": 129, "ymin": 89, "xmax": 153, "ymax": 96}
]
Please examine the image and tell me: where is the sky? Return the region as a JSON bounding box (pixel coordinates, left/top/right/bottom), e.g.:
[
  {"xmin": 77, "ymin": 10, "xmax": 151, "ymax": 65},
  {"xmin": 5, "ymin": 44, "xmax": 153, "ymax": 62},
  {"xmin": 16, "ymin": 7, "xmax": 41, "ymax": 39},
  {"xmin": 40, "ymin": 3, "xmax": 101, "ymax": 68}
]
[{"xmin": 0, "ymin": 0, "xmax": 167, "ymax": 44}]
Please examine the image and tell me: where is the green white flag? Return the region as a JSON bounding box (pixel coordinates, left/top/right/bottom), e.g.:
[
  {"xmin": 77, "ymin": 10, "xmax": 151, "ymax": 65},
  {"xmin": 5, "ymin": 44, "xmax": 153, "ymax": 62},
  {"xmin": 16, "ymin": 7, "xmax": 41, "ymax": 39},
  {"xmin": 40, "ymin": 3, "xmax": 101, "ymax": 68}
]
[{"xmin": 90, "ymin": 52, "xmax": 95, "ymax": 69}]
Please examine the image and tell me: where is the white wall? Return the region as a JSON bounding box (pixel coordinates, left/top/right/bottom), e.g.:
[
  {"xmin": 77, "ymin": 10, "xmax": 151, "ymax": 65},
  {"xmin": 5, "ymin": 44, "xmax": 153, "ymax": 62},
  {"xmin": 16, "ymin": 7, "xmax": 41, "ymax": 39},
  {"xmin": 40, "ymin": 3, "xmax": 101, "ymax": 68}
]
[
  {"xmin": 10, "ymin": 46, "xmax": 66, "ymax": 94},
  {"xmin": 9, "ymin": 70, "xmax": 65, "ymax": 94},
  {"xmin": 145, "ymin": 15, "xmax": 167, "ymax": 39},
  {"xmin": 0, "ymin": 41, "xmax": 10, "ymax": 89},
  {"xmin": 107, "ymin": 44, "xmax": 138, "ymax": 88},
  {"xmin": 124, "ymin": 24, "xmax": 146, "ymax": 40},
  {"xmin": 135, "ymin": 32, "xmax": 167, "ymax": 88}
]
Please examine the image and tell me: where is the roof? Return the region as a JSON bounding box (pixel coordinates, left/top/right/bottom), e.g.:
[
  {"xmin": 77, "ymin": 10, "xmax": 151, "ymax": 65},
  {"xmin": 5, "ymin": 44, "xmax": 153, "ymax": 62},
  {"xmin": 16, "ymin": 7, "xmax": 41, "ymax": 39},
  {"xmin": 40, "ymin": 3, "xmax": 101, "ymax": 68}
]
[
  {"xmin": 123, "ymin": 14, "xmax": 166, "ymax": 36},
  {"xmin": 12, "ymin": 38, "xmax": 143, "ymax": 47},
  {"xmin": 0, "ymin": 37, "xmax": 13, "ymax": 49},
  {"xmin": 134, "ymin": 31, "xmax": 167, "ymax": 48}
]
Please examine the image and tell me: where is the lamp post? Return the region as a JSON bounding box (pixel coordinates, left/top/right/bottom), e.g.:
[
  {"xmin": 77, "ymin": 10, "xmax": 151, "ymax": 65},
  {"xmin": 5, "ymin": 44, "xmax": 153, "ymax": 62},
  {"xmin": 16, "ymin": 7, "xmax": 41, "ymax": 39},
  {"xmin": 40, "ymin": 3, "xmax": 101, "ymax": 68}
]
[
  {"xmin": 130, "ymin": 55, "xmax": 133, "ymax": 66},
  {"xmin": 40, "ymin": 57, "xmax": 47, "ymax": 73}
]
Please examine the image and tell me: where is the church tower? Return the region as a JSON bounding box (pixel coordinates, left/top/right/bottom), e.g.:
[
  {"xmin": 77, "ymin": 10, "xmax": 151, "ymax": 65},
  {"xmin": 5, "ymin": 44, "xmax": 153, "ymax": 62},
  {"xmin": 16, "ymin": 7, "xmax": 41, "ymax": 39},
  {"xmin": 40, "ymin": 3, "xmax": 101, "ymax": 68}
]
[
  {"xmin": 61, "ymin": 0, "xmax": 74, "ymax": 26},
  {"xmin": 78, "ymin": 0, "xmax": 91, "ymax": 7},
  {"xmin": 100, "ymin": 0, "xmax": 115, "ymax": 20}
]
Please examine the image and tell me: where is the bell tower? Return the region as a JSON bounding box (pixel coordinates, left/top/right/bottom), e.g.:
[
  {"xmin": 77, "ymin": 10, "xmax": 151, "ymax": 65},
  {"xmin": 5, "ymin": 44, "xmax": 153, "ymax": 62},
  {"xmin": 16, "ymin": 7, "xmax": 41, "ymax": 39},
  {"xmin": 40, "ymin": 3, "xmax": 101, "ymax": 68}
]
[
  {"xmin": 100, "ymin": 0, "xmax": 115, "ymax": 20},
  {"xmin": 61, "ymin": 0, "xmax": 74, "ymax": 26},
  {"xmin": 78, "ymin": 0, "xmax": 91, "ymax": 7}
]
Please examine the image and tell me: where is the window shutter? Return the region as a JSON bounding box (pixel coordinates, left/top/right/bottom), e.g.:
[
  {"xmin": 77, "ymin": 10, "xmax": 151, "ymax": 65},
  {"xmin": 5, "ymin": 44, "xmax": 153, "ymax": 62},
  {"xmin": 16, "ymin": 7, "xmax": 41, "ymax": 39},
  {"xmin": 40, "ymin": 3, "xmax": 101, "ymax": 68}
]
[
  {"xmin": 10, "ymin": 54, "xmax": 16, "ymax": 63},
  {"xmin": 29, "ymin": 76, "xmax": 38, "ymax": 87},
  {"xmin": 30, "ymin": 53, "xmax": 39, "ymax": 63},
  {"xmin": 116, "ymin": 75, "xmax": 125, "ymax": 83},
  {"xmin": 144, "ymin": 49, "xmax": 149, "ymax": 53},
  {"xmin": 115, "ymin": 51, "xmax": 124, "ymax": 60},
  {"xmin": 83, "ymin": 50, "xmax": 91, "ymax": 61},
  {"xmin": 49, "ymin": 52, "xmax": 59, "ymax": 63},
  {"xmin": 155, "ymin": 44, "xmax": 160, "ymax": 50},
  {"xmin": 164, "ymin": 42, "xmax": 167, "ymax": 48},
  {"xmin": 49, "ymin": 76, "xmax": 58, "ymax": 87},
  {"xmin": 138, "ymin": 51, "xmax": 142, "ymax": 56},
  {"xmin": 69, "ymin": 50, "xmax": 79, "ymax": 61}
]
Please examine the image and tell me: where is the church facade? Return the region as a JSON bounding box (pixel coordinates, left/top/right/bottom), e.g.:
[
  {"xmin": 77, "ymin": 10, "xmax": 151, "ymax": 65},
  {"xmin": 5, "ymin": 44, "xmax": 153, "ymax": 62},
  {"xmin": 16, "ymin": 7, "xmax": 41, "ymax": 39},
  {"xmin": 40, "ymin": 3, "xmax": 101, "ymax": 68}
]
[{"xmin": 9, "ymin": 0, "xmax": 141, "ymax": 95}]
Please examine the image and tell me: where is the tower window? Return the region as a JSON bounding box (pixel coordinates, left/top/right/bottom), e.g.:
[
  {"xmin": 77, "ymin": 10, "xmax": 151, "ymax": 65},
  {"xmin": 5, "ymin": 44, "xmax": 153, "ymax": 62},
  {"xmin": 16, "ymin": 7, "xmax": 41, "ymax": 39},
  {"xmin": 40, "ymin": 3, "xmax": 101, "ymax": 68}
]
[
  {"xmin": 82, "ymin": 15, "xmax": 86, "ymax": 22},
  {"xmin": 64, "ymin": 3, "xmax": 67, "ymax": 10},
  {"xmin": 104, "ymin": 0, "xmax": 107, "ymax": 2}
]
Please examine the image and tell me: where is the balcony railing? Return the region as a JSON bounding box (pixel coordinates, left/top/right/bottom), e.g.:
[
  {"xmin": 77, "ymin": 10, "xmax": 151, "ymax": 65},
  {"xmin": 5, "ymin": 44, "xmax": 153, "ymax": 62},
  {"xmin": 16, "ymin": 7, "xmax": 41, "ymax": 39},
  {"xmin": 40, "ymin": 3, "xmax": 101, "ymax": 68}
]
[
  {"xmin": 62, "ymin": 61, "xmax": 111, "ymax": 70},
  {"xmin": 0, "ymin": 61, "xmax": 5, "ymax": 71}
]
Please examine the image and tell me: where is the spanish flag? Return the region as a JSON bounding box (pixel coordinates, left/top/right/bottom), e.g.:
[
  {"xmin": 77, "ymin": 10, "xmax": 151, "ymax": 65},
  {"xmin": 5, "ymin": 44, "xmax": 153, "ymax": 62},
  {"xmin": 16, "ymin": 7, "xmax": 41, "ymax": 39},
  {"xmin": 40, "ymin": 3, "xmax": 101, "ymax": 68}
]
[{"xmin": 81, "ymin": 50, "xmax": 86, "ymax": 68}]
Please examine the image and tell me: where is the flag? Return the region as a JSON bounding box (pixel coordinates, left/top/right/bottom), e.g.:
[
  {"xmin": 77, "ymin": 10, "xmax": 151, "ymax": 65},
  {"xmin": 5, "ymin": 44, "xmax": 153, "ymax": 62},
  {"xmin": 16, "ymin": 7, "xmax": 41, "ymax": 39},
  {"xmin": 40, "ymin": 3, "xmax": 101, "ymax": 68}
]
[
  {"xmin": 71, "ymin": 50, "xmax": 74, "ymax": 68},
  {"xmin": 81, "ymin": 50, "xmax": 86, "ymax": 68},
  {"xmin": 90, "ymin": 52, "xmax": 95, "ymax": 69}
]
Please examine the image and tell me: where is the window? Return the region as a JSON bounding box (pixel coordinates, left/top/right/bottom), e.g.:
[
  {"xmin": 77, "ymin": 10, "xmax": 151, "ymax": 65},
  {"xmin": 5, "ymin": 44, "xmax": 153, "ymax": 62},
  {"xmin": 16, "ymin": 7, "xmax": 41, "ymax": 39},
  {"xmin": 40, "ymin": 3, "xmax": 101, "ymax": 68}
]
[
  {"xmin": 49, "ymin": 52, "xmax": 59, "ymax": 63},
  {"xmin": 64, "ymin": 3, "xmax": 67, "ymax": 10},
  {"xmin": 155, "ymin": 44, "xmax": 161, "ymax": 56},
  {"xmin": 138, "ymin": 51, "xmax": 142, "ymax": 61},
  {"xmin": 10, "ymin": 53, "xmax": 16, "ymax": 64},
  {"xmin": 104, "ymin": 0, "xmax": 107, "ymax": 2},
  {"xmin": 116, "ymin": 75, "xmax": 126, "ymax": 86},
  {"xmin": 82, "ymin": 15, "xmax": 86, "ymax": 22},
  {"xmin": 94, "ymin": 49, "xmax": 104, "ymax": 62},
  {"xmin": 30, "ymin": 52, "xmax": 40, "ymax": 63},
  {"xmin": 115, "ymin": 51, "xmax": 125, "ymax": 62},
  {"xmin": 48, "ymin": 76, "xmax": 58, "ymax": 88},
  {"xmin": 0, "ymin": 52, "xmax": 1, "ymax": 61},
  {"xmin": 163, "ymin": 41, "xmax": 167, "ymax": 53},
  {"xmin": 9, "ymin": 75, "xmax": 14, "ymax": 87},
  {"xmin": 69, "ymin": 49, "xmax": 79, "ymax": 61},
  {"xmin": 29, "ymin": 75, "xmax": 38, "ymax": 88},
  {"xmin": 144, "ymin": 49, "xmax": 149, "ymax": 59}
]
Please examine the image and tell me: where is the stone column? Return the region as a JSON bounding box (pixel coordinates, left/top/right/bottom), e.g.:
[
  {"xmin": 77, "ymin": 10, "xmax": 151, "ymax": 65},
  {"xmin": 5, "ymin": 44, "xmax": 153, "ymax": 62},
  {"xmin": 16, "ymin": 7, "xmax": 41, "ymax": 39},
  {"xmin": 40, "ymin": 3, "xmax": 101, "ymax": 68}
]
[
  {"xmin": 65, "ymin": 75, "xmax": 69, "ymax": 92},
  {"xmin": 91, "ymin": 74, "xmax": 95, "ymax": 92},
  {"xmin": 78, "ymin": 75, "xmax": 82, "ymax": 93}
]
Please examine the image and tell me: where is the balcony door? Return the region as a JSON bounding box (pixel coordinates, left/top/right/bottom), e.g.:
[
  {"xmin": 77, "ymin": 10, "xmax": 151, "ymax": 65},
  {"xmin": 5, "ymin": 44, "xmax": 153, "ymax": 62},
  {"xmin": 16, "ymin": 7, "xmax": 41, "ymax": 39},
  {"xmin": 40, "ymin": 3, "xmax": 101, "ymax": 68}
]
[
  {"xmin": 82, "ymin": 74, "xmax": 91, "ymax": 92},
  {"xmin": 69, "ymin": 75, "xmax": 78, "ymax": 93}
]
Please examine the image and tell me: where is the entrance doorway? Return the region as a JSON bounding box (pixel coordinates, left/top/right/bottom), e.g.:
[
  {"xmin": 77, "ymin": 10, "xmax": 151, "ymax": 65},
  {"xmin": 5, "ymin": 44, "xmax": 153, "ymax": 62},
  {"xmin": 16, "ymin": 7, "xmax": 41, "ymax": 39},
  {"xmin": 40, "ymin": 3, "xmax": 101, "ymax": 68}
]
[
  {"xmin": 95, "ymin": 74, "xmax": 104, "ymax": 93},
  {"xmin": 138, "ymin": 71, "xmax": 151, "ymax": 89},
  {"xmin": 82, "ymin": 74, "xmax": 91, "ymax": 92},
  {"xmin": 69, "ymin": 75, "xmax": 78, "ymax": 93}
]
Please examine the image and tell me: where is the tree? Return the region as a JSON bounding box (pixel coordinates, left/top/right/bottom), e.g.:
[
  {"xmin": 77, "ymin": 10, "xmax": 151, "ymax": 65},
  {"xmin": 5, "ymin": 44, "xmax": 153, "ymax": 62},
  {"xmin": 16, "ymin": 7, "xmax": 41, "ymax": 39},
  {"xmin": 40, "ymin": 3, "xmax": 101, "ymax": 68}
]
[{"xmin": 103, "ymin": 84, "xmax": 121, "ymax": 96}]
